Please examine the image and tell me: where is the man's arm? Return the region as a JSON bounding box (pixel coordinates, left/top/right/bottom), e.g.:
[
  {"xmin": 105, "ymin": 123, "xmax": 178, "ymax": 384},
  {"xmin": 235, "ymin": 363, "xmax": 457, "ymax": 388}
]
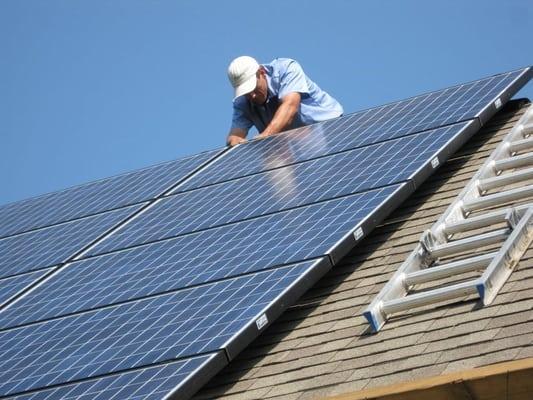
[
  {"xmin": 226, "ymin": 128, "xmax": 248, "ymax": 147},
  {"xmin": 257, "ymin": 92, "xmax": 301, "ymax": 139}
]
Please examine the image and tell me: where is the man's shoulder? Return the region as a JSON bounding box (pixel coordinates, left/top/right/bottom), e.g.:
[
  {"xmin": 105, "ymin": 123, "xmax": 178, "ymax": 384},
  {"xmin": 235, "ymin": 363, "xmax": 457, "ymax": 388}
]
[
  {"xmin": 233, "ymin": 96, "xmax": 249, "ymax": 110},
  {"xmin": 267, "ymin": 57, "xmax": 297, "ymax": 65},
  {"xmin": 264, "ymin": 58, "xmax": 300, "ymax": 74}
]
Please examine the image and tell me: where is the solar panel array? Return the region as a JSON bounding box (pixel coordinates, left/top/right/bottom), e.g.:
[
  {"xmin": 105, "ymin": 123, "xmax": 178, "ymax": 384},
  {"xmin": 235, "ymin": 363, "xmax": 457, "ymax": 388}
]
[{"xmin": 0, "ymin": 67, "xmax": 530, "ymax": 399}]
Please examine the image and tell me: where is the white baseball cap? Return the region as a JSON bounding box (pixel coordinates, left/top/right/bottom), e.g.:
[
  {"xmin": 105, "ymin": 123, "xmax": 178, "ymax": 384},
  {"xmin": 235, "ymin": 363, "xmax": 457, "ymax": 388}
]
[{"xmin": 227, "ymin": 56, "xmax": 260, "ymax": 99}]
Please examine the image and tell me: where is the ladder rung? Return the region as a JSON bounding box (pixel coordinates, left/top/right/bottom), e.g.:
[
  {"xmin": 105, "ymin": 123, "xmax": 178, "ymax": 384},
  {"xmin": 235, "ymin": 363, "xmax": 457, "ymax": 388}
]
[
  {"xmin": 478, "ymin": 167, "xmax": 533, "ymax": 191},
  {"xmin": 381, "ymin": 280, "xmax": 479, "ymax": 315},
  {"xmin": 443, "ymin": 205, "xmax": 532, "ymax": 235},
  {"xmin": 443, "ymin": 209, "xmax": 508, "ymax": 235},
  {"xmin": 404, "ymin": 252, "xmax": 495, "ymax": 285},
  {"xmin": 463, "ymin": 185, "xmax": 533, "ymax": 212},
  {"xmin": 493, "ymin": 152, "xmax": 533, "ymax": 172},
  {"xmin": 521, "ymin": 122, "xmax": 533, "ymax": 137},
  {"xmin": 428, "ymin": 228, "xmax": 509, "ymax": 258},
  {"xmin": 509, "ymin": 137, "xmax": 533, "ymax": 153}
]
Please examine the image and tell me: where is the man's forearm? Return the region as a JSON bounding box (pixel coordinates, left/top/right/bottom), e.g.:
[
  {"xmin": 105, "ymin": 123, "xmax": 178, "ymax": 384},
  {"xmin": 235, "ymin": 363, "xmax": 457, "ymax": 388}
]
[{"xmin": 261, "ymin": 93, "xmax": 301, "ymax": 136}]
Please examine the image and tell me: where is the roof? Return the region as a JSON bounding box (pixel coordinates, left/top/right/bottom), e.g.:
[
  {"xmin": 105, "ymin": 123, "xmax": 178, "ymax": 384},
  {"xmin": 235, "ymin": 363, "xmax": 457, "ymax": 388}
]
[{"xmin": 192, "ymin": 99, "xmax": 533, "ymax": 400}]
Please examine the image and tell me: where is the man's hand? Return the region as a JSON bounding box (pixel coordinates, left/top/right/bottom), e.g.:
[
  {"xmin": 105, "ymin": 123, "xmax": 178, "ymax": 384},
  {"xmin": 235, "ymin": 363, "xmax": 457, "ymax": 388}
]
[
  {"xmin": 227, "ymin": 135, "xmax": 247, "ymax": 146},
  {"xmin": 226, "ymin": 128, "xmax": 247, "ymax": 147},
  {"xmin": 255, "ymin": 131, "xmax": 274, "ymax": 141}
]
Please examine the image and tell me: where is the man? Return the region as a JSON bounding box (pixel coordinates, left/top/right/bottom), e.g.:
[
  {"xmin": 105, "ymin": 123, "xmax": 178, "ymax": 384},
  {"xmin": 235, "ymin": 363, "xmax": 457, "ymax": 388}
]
[{"xmin": 226, "ymin": 56, "xmax": 343, "ymax": 146}]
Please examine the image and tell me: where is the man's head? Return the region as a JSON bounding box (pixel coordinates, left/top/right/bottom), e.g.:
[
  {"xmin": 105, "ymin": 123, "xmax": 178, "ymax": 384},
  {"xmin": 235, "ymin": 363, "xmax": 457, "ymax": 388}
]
[{"xmin": 228, "ymin": 56, "xmax": 268, "ymax": 104}]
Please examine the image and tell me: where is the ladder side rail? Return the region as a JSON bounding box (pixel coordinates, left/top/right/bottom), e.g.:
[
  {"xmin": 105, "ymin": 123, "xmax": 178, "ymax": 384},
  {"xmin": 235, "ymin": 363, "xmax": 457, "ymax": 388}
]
[{"xmin": 478, "ymin": 207, "xmax": 533, "ymax": 304}]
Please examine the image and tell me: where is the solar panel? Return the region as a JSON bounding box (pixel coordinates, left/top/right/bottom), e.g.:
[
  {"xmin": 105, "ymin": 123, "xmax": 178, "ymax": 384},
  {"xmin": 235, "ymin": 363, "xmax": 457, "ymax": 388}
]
[
  {"xmin": 0, "ymin": 260, "xmax": 327, "ymax": 396},
  {"xmin": 178, "ymin": 67, "xmax": 531, "ymax": 191},
  {"xmin": 0, "ymin": 149, "xmax": 223, "ymax": 239},
  {"xmin": 0, "ymin": 186, "xmax": 401, "ymax": 329},
  {"xmin": 0, "ymin": 269, "xmax": 53, "ymax": 307},
  {"xmin": 0, "ymin": 204, "xmax": 142, "ymax": 279},
  {"xmin": 0, "ymin": 68, "xmax": 530, "ymax": 400},
  {"xmin": 87, "ymin": 121, "xmax": 476, "ymax": 255},
  {"xmin": 4, "ymin": 353, "xmax": 226, "ymax": 400}
]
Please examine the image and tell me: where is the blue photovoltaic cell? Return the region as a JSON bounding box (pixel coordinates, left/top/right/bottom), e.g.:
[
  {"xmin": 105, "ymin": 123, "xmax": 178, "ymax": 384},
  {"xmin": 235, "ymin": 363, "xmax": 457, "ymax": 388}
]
[
  {"xmin": 0, "ymin": 269, "xmax": 52, "ymax": 306},
  {"xmin": 90, "ymin": 122, "xmax": 472, "ymax": 254},
  {"xmin": 0, "ymin": 149, "xmax": 222, "ymax": 239},
  {"xmin": 0, "ymin": 186, "xmax": 400, "ymax": 329},
  {"xmin": 0, "ymin": 261, "xmax": 317, "ymax": 396},
  {"xmin": 0, "ymin": 204, "xmax": 141, "ymax": 279},
  {"xmin": 179, "ymin": 68, "xmax": 529, "ymax": 190},
  {"xmin": 5, "ymin": 354, "xmax": 219, "ymax": 400}
]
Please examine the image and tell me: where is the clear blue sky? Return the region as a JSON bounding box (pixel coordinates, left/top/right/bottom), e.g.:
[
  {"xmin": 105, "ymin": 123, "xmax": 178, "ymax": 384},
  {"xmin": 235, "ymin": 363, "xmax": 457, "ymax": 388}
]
[{"xmin": 1, "ymin": 0, "xmax": 531, "ymax": 206}]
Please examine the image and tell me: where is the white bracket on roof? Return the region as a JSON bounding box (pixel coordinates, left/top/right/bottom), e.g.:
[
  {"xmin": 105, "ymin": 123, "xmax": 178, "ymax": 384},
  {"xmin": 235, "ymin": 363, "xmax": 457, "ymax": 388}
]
[{"xmin": 364, "ymin": 104, "xmax": 533, "ymax": 332}]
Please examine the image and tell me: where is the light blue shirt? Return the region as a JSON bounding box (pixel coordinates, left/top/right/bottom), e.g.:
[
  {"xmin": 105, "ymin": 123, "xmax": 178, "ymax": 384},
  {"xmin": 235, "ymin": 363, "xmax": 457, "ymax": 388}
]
[{"xmin": 231, "ymin": 58, "xmax": 343, "ymax": 133}]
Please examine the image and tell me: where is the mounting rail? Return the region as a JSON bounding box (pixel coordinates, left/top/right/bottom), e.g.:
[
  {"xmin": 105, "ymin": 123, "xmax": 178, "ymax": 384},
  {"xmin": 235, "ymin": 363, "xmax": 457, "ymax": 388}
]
[{"xmin": 364, "ymin": 104, "xmax": 533, "ymax": 332}]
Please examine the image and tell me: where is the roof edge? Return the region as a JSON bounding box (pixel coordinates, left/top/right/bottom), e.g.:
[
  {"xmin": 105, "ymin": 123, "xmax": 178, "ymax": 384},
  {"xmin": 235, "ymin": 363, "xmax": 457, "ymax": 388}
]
[{"xmin": 323, "ymin": 357, "xmax": 533, "ymax": 400}]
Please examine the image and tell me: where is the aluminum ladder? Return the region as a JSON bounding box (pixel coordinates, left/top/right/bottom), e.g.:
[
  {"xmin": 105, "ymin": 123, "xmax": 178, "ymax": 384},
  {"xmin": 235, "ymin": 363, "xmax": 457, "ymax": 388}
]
[{"xmin": 364, "ymin": 104, "xmax": 533, "ymax": 332}]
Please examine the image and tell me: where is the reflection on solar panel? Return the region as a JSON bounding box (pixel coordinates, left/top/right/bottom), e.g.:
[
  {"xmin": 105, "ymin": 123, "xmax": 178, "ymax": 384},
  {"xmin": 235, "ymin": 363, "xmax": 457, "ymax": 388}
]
[
  {"xmin": 0, "ymin": 67, "xmax": 530, "ymax": 399},
  {"xmin": 0, "ymin": 149, "xmax": 222, "ymax": 238},
  {"xmin": 89, "ymin": 121, "xmax": 475, "ymax": 254}
]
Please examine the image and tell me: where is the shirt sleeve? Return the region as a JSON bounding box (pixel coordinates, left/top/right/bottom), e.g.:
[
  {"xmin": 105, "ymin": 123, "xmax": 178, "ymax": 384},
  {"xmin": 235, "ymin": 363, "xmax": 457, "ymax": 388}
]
[
  {"xmin": 230, "ymin": 100, "xmax": 253, "ymax": 132},
  {"xmin": 278, "ymin": 60, "xmax": 310, "ymax": 99}
]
